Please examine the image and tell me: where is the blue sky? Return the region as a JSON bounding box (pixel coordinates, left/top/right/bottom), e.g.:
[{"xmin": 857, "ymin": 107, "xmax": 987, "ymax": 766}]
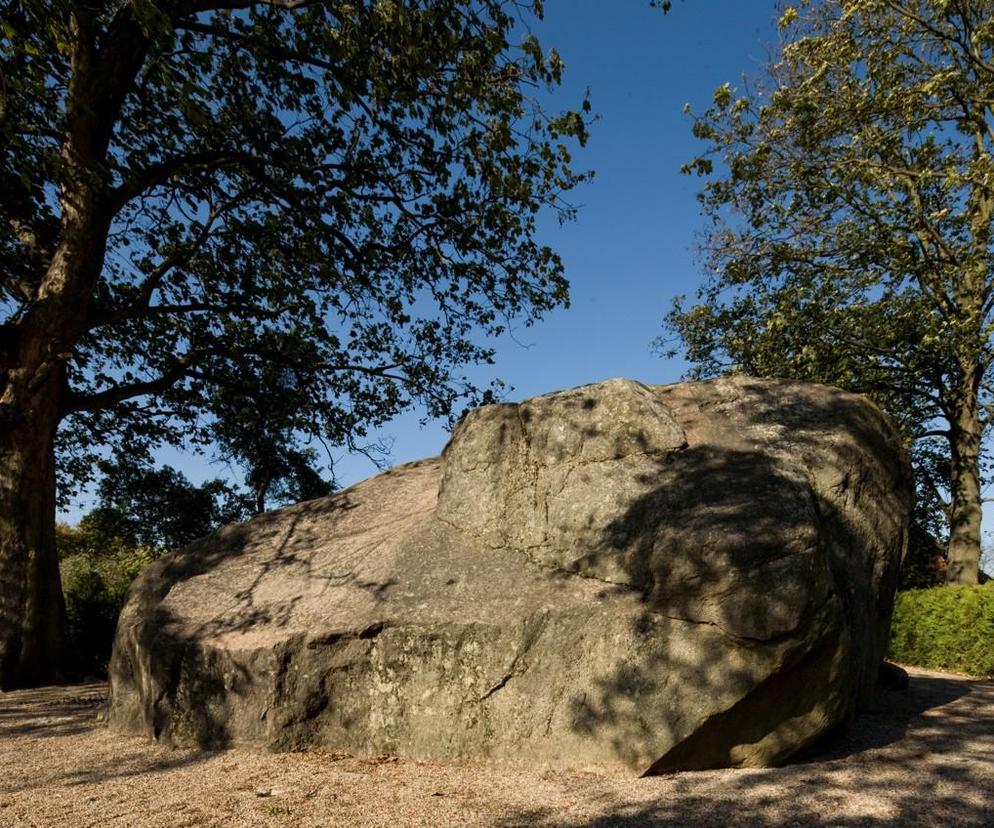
[
  {"xmin": 63, "ymin": 1, "xmax": 787, "ymax": 519},
  {"xmin": 315, "ymin": 0, "xmax": 785, "ymax": 481}
]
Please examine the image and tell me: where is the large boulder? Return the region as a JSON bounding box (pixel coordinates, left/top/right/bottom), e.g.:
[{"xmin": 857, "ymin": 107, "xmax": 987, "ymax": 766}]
[{"xmin": 108, "ymin": 377, "xmax": 912, "ymax": 774}]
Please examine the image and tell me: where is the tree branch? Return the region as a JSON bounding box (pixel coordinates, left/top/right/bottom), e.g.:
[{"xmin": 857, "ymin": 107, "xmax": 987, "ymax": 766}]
[
  {"xmin": 64, "ymin": 347, "xmax": 411, "ymax": 415},
  {"xmin": 88, "ymin": 191, "xmax": 250, "ymax": 331},
  {"xmin": 62, "ymin": 361, "xmax": 194, "ymax": 414},
  {"xmin": 109, "ymin": 150, "xmax": 266, "ymax": 214}
]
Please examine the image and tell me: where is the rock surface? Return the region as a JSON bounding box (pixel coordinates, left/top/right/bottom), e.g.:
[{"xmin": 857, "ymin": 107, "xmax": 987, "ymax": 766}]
[{"xmin": 109, "ymin": 377, "xmax": 912, "ymax": 774}]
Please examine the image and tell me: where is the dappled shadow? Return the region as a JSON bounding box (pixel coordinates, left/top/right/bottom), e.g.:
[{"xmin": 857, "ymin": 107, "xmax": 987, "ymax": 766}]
[
  {"xmin": 108, "ymin": 467, "xmax": 416, "ymax": 753},
  {"xmin": 0, "ymin": 683, "xmax": 106, "ymax": 742},
  {"xmin": 540, "ymin": 379, "xmax": 912, "ymax": 773},
  {"xmin": 494, "ymin": 673, "xmax": 994, "ymax": 827},
  {"xmin": 0, "ymin": 682, "xmax": 212, "ymax": 795},
  {"xmin": 803, "ymin": 671, "xmax": 973, "ymax": 760},
  {"xmin": 52, "ymin": 750, "xmax": 213, "ymax": 791}
]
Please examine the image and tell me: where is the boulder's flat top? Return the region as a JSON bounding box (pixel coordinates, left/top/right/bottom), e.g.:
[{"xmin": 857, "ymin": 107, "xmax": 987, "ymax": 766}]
[
  {"xmin": 2, "ymin": 668, "xmax": 992, "ymax": 827},
  {"xmin": 148, "ymin": 456, "xmax": 638, "ymax": 648}
]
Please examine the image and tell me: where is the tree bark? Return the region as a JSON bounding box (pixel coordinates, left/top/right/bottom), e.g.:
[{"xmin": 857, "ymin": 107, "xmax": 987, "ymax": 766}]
[
  {"xmin": 0, "ymin": 5, "xmax": 152, "ymax": 688},
  {"xmin": 0, "ymin": 370, "xmax": 66, "ymax": 689},
  {"xmin": 946, "ymin": 376, "xmax": 983, "ymax": 586},
  {"xmin": 0, "ymin": 223, "xmax": 112, "ymax": 687},
  {"xmin": 0, "ymin": 129, "xmax": 114, "ymax": 689}
]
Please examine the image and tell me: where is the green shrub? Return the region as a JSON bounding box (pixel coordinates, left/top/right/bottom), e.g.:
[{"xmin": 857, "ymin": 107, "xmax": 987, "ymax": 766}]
[
  {"xmin": 58, "ymin": 523, "xmax": 154, "ymax": 678},
  {"xmin": 888, "ymin": 585, "xmax": 994, "ymax": 677}
]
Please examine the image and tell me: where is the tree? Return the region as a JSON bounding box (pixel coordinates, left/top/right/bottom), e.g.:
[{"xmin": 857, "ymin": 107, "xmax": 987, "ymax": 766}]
[
  {"xmin": 206, "ymin": 365, "xmax": 338, "ymax": 513},
  {"xmin": 86, "ymin": 457, "xmax": 252, "ymax": 549},
  {"xmin": 56, "ymin": 514, "xmax": 153, "ymax": 677},
  {"xmin": 665, "ymin": 0, "xmax": 994, "ymax": 586},
  {"xmin": 0, "ymin": 0, "xmax": 591, "ymax": 689}
]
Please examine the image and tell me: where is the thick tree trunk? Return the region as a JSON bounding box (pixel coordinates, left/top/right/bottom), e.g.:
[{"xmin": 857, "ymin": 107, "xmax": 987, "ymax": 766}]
[
  {"xmin": 0, "ymin": 171, "xmax": 109, "ymax": 690},
  {"xmin": 0, "ymin": 7, "xmax": 150, "ymax": 689},
  {"xmin": 946, "ymin": 383, "xmax": 983, "ymax": 586},
  {"xmin": 0, "ymin": 373, "xmax": 66, "ymax": 689},
  {"xmin": 0, "ymin": 207, "xmax": 107, "ymax": 689}
]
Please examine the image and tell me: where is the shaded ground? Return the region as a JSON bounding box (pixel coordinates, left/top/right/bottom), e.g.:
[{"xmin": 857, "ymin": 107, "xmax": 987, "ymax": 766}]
[{"xmin": 1, "ymin": 667, "xmax": 992, "ymax": 827}]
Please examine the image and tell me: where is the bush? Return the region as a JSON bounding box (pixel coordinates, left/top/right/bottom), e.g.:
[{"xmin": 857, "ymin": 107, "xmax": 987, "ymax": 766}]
[
  {"xmin": 58, "ymin": 522, "xmax": 154, "ymax": 678},
  {"xmin": 888, "ymin": 585, "xmax": 994, "ymax": 677}
]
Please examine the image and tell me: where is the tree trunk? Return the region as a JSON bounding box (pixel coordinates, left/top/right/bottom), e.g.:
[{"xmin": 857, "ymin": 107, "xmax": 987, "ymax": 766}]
[
  {"xmin": 946, "ymin": 383, "xmax": 983, "ymax": 586},
  {"xmin": 0, "ymin": 7, "xmax": 151, "ymax": 689},
  {"xmin": 0, "ymin": 199, "xmax": 107, "ymax": 689},
  {"xmin": 0, "ymin": 142, "xmax": 119, "ymax": 687},
  {"xmin": 0, "ymin": 372, "xmax": 66, "ymax": 689}
]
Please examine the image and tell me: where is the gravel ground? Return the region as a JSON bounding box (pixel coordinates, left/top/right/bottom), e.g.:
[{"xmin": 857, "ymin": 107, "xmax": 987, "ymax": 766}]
[{"xmin": 1, "ymin": 666, "xmax": 992, "ymax": 827}]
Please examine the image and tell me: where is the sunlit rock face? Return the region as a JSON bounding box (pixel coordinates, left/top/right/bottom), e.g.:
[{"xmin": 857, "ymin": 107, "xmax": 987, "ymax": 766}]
[{"xmin": 108, "ymin": 377, "xmax": 912, "ymax": 774}]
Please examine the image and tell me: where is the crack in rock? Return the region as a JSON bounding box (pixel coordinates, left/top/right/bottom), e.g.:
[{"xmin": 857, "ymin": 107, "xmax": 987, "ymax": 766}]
[{"xmin": 475, "ymin": 613, "xmax": 548, "ymax": 703}]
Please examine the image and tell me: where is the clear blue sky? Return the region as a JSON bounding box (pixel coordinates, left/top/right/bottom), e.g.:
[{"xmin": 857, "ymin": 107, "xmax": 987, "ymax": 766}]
[{"xmin": 63, "ymin": 2, "xmax": 786, "ymax": 519}]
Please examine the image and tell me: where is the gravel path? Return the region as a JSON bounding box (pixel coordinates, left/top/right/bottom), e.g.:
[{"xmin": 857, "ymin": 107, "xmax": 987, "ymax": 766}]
[{"xmin": 1, "ymin": 667, "xmax": 992, "ymax": 827}]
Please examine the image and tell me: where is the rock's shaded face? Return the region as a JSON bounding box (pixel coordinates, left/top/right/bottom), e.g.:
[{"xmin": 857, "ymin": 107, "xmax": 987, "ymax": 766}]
[{"xmin": 108, "ymin": 378, "xmax": 912, "ymax": 774}]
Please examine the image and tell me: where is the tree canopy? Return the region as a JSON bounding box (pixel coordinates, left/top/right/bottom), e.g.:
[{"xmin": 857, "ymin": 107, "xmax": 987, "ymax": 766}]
[
  {"xmin": 3, "ymin": 0, "xmax": 589, "ymax": 499},
  {"xmin": 83, "ymin": 458, "xmax": 251, "ymax": 550},
  {"xmin": 666, "ymin": 0, "xmax": 994, "ymax": 585},
  {"xmin": 0, "ymin": 0, "xmax": 590, "ymax": 688}
]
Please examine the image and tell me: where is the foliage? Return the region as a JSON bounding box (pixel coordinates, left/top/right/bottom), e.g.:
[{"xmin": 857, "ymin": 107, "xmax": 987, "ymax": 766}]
[
  {"xmin": 58, "ymin": 457, "xmax": 261, "ymax": 677},
  {"xmin": 207, "ymin": 374, "xmax": 337, "ymax": 513},
  {"xmin": 57, "ymin": 519, "xmax": 153, "ymax": 678},
  {"xmin": 89, "ymin": 457, "xmax": 252, "ymax": 549},
  {"xmin": 1, "ymin": 0, "xmax": 591, "ymax": 503},
  {"xmin": 889, "ymin": 585, "xmax": 994, "ymax": 677},
  {"xmin": 900, "ymin": 522, "xmax": 948, "ymax": 590},
  {"xmin": 665, "ymin": 0, "xmax": 994, "ymax": 583}
]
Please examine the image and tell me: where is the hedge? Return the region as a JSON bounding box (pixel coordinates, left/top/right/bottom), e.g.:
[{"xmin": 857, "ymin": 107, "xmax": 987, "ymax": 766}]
[{"xmin": 888, "ymin": 585, "xmax": 994, "ymax": 677}]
